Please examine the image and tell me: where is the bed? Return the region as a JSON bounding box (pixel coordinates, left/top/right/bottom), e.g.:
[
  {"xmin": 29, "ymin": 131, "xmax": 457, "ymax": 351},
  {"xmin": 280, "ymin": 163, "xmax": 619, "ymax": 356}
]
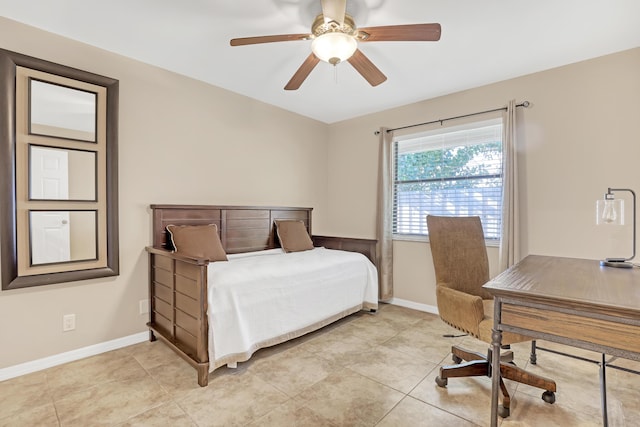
[{"xmin": 145, "ymin": 204, "xmax": 379, "ymax": 386}]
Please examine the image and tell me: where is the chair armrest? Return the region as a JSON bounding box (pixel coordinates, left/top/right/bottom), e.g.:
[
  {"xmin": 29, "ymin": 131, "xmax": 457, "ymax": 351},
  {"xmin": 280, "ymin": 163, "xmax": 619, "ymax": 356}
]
[{"xmin": 436, "ymin": 284, "xmax": 485, "ymax": 337}]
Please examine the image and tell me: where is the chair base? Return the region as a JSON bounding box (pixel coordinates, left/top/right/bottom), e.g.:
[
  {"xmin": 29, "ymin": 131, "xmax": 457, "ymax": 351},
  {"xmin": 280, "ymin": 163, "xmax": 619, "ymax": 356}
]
[{"xmin": 435, "ymin": 345, "xmax": 556, "ymax": 418}]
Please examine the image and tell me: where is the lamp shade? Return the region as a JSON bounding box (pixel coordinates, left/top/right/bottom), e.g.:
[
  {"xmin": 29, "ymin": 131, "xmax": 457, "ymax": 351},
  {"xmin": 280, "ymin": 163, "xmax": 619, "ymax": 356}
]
[
  {"xmin": 311, "ymin": 33, "xmax": 357, "ymax": 65},
  {"xmin": 596, "ymin": 198, "xmax": 624, "ymax": 225}
]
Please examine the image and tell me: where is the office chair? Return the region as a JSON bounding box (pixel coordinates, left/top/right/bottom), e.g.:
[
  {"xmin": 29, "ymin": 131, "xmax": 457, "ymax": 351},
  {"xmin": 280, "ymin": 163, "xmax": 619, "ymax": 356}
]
[{"xmin": 426, "ymin": 215, "xmax": 556, "ymax": 418}]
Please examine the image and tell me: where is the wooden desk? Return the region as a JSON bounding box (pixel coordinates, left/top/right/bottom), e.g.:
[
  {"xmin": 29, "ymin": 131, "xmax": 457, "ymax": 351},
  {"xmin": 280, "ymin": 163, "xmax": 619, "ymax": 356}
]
[{"xmin": 483, "ymin": 255, "xmax": 640, "ymax": 426}]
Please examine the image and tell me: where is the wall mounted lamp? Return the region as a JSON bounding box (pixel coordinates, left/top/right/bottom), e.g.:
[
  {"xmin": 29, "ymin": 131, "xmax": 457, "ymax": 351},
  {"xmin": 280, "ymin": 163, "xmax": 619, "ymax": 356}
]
[{"xmin": 596, "ymin": 187, "xmax": 636, "ymax": 268}]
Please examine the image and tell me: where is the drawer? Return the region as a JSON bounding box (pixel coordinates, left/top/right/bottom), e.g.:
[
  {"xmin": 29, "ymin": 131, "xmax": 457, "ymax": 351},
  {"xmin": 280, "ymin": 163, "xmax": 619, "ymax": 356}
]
[{"xmin": 502, "ymin": 303, "xmax": 640, "ymax": 354}]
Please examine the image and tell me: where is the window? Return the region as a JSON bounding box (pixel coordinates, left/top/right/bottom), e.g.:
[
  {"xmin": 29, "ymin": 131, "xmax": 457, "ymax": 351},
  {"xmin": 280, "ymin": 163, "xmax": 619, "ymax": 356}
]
[{"xmin": 393, "ymin": 118, "xmax": 503, "ymax": 240}]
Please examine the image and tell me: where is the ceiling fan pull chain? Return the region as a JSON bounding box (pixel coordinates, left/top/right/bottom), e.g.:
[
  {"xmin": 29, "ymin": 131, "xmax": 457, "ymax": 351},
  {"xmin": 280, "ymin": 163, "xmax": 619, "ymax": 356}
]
[{"xmin": 334, "ymin": 65, "xmax": 338, "ymax": 84}]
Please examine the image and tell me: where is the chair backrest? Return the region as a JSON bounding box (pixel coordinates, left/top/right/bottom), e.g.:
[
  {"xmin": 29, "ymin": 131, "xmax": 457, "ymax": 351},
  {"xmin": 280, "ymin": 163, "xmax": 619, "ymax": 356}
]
[{"xmin": 426, "ymin": 215, "xmax": 493, "ymax": 299}]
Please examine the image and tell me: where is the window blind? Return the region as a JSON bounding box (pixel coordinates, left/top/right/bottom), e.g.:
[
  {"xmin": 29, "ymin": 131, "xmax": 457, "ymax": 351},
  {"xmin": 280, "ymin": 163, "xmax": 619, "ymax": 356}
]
[{"xmin": 393, "ymin": 119, "xmax": 503, "ymax": 239}]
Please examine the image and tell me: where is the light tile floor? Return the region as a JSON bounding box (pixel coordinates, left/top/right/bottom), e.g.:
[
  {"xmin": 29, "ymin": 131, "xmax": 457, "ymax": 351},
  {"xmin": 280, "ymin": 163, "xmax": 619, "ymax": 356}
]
[{"xmin": 1, "ymin": 303, "xmax": 639, "ymax": 426}]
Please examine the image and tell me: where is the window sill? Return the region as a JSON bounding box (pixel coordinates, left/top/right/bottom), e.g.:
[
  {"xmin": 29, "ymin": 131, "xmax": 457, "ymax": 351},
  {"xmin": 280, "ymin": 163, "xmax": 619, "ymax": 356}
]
[{"xmin": 393, "ymin": 234, "xmax": 500, "ymax": 248}]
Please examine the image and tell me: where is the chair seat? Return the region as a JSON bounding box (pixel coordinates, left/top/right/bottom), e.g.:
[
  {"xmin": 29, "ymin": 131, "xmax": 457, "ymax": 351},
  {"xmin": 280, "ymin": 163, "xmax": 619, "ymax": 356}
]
[{"xmin": 478, "ymin": 299, "xmax": 533, "ymax": 345}]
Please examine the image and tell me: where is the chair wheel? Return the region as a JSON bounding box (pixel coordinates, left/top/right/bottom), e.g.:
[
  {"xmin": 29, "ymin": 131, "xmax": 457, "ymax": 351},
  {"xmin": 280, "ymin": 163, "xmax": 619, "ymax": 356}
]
[
  {"xmin": 435, "ymin": 376, "xmax": 448, "ymax": 387},
  {"xmin": 498, "ymin": 405, "xmax": 510, "ymax": 418},
  {"xmin": 542, "ymin": 390, "xmax": 556, "ymax": 404},
  {"xmin": 452, "ymin": 355, "xmax": 462, "ymax": 364}
]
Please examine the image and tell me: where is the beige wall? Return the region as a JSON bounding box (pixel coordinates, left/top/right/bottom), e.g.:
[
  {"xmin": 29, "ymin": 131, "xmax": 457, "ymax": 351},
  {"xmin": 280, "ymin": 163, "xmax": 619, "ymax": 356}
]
[
  {"xmin": 0, "ymin": 17, "xmax": 328, "ymax": 369},
  {"xmin": 1, "ymin": 15, "xmax": 638, "ymax": 370},
  {"xmin": 326, "ymin": 47, "xmax": 640, "ymax": 307}
]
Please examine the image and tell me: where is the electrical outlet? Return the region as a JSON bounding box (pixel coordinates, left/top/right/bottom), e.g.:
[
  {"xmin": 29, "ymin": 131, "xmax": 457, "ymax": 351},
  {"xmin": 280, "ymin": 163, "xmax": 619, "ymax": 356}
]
[
  {"xmin": 139, "ymin": 299, "xmax": 149, "ymax": 315},
  {"xmin": 63, "ymin": 314, "xmax": 76, "ymax": 332}
]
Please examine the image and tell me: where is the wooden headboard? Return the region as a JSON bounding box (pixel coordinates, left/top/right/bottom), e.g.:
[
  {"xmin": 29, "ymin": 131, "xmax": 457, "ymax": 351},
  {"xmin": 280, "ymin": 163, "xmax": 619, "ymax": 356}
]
[{"xmin": 150, "ymin": 204, "xmax": 312, "ymax": 254}]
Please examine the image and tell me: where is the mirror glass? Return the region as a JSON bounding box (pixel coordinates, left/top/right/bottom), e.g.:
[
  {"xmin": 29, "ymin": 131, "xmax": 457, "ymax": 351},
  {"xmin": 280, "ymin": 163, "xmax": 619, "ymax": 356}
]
[
  {"xmin": 29, "ymin": 211, "xmax": 97, "ymax": 265},
  {"xmin": 30, "ymin": 79, "xmax": 97, "ymax": 142},
  {"xmin": 29, "ymin": 145, "xmax": 96, "ymax": 201}
]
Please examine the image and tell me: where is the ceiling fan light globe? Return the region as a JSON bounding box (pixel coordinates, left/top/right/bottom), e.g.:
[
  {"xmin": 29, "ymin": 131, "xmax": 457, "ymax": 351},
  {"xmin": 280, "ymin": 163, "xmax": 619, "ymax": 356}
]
[{"xmin": 311, "ymin": 33, "xmax": 357, "ymax": 64}]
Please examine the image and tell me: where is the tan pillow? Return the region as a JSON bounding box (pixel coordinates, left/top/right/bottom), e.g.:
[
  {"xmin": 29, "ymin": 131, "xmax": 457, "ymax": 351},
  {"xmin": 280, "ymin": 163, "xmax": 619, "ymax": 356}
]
[
  {"xmin": 166, "ymin": 224, "xmax": 228, "ymax": 261},
  {"xmin": 275, "ymin": 220, "xmax": 314, "ymax": 253}
]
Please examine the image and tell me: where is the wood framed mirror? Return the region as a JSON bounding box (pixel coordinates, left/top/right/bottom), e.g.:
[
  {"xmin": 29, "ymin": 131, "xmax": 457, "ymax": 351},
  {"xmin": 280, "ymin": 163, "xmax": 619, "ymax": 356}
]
[{"xmin": 0, "ymin": 48, "xmax": 119, "ymax": 290}]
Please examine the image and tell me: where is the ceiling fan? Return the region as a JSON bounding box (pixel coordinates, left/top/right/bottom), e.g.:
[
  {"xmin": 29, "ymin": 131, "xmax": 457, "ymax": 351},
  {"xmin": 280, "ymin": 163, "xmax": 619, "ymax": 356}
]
[{"xmin": 230, "ymin": 0, "xmax": 441, "ymax": 90}]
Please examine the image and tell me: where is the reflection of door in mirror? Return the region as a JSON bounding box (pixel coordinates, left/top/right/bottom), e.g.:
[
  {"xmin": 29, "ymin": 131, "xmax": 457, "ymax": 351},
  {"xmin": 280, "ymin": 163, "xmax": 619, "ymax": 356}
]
[
  {"xmin": 30, "ymin": 145, "xmax": 69, "ymax": 199},
  {"xmin": 29, "ymin": 210, "xmax": 97, "ymax": 266},
  {"xmin": 30, "ymin": 211, "xmax": 71, "ymax": 264},
  {"xmin": 29, "ymin": 145, "xmax": 96, "ymax": 201}
]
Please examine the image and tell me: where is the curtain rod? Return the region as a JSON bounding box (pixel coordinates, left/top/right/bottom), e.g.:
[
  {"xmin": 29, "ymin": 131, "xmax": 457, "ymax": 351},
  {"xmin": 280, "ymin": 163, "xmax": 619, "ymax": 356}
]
[{"xmin": 373, "ymin": 101, "xmax": 530, "ymax": 135}]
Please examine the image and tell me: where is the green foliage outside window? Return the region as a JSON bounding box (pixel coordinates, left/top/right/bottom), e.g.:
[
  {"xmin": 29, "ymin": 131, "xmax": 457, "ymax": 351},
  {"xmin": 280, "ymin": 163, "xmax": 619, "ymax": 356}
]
[{"xmin": 396, "ymin": 142, "xmax": 502, "ymax": 184}]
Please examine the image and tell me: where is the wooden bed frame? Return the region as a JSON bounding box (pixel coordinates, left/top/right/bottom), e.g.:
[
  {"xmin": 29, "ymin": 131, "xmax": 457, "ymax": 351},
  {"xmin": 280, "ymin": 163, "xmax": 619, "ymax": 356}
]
[{"xmin": 146, "ymin": 204, "xmax": 378, "ymax": 386}]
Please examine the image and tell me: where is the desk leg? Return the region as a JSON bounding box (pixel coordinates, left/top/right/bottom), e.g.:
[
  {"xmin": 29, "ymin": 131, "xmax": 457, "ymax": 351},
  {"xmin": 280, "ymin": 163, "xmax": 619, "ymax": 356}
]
[
  {"xmin": 600, "ymin": 353, "xmax": 608, "ymax": 427},
  {"xmin": 490, "ymin": 299, "xmax": 503, "ymax": 427}
]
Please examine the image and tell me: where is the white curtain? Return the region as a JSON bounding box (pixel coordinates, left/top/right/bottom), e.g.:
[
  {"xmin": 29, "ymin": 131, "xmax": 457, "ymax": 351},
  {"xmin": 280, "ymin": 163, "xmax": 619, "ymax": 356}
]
[
  {"xmin": 377, "ymin": 127, "xmax": 394, "ymax": 301},
  {"xmin": 499, "ymin": 100, "xmax": 520, "ymax": 271}
]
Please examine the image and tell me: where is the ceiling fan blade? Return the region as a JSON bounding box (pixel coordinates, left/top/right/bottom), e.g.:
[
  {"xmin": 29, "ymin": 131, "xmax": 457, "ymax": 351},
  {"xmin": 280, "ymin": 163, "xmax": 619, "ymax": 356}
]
[
  {"xmin": 230, "ymin": 33, "xmax": 310, "ymax": 46},
  {"xmin": 284, "ymin": 53, "xmax": 321, "ymax": 90},
  {"xmin": 357, "ymin": 23, "xmax": 442, "ymax": 42},
  {"xmin": 321, "ymin": 0, "xmax": 346, "ymax": 25},
  {"xmin": 347, "ymin": 49, "xmax": 387, "ymax": 87}
]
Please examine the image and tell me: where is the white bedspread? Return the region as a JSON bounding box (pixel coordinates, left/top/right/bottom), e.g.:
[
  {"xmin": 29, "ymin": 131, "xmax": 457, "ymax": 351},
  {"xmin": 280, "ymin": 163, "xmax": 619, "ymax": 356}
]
[{"xmin": 206, "ymin": 247, "xmax": 378, "ymax": 370}]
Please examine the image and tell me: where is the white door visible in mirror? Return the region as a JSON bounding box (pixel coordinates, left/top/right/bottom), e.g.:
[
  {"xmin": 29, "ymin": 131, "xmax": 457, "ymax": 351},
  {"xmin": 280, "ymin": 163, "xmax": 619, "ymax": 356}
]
[
  {"xmin": 30, "ymin": 211, "xmax": 70, "ymax": 264},
  {"xmin": 30, "ymin": 211, "xmax": 97, "ymax": 265},
  {"xmin": 30, "ymin": 79, "xmax": 97, "ymax": 142},
  {"xmin": 29, "ymin": 145, "xmax": 96, "ymax": 201}
]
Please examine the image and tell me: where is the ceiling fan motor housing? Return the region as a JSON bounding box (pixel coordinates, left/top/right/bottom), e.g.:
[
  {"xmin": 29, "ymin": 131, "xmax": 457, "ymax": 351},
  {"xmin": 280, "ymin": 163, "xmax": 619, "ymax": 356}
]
[{"xmin": 311, "ymin": 14, "xmax": 359, "ymax": 65}]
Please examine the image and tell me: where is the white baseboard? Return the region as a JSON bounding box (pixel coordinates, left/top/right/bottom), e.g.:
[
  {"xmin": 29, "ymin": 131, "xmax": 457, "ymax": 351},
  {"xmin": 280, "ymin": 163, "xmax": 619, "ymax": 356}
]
[
  {"xmin": 389, "ymin": 298, "xmax": 439, "ymax": 315},
  {"xmin": 0, "ymin": 331, "xmax": 148, "ymax": 382},
  {"xmin": 1, "ymin": 301, "xmax": 436, "ymax": 382}
]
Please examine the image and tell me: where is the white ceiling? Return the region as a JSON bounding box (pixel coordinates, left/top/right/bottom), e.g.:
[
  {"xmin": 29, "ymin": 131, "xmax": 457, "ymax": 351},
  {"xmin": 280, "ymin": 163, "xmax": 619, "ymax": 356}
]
[{"xmin": 1, "ymin": 0, "xmax": 639, "ymax": 123}]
